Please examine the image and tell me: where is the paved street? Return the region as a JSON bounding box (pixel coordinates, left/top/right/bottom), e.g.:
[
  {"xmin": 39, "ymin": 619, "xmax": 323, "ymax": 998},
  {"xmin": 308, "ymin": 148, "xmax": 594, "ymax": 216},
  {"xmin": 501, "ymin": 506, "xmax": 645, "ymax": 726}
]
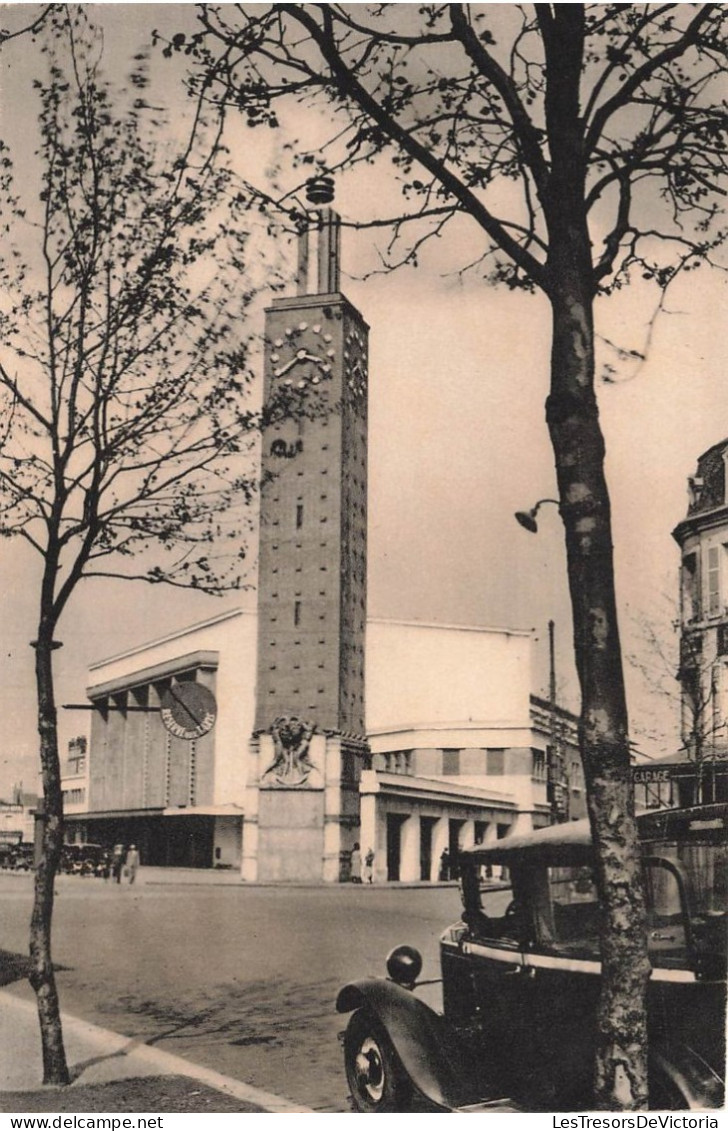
[{"xmin": 0, "ymin": 872, "xmax": 462, "ymax": 1112}]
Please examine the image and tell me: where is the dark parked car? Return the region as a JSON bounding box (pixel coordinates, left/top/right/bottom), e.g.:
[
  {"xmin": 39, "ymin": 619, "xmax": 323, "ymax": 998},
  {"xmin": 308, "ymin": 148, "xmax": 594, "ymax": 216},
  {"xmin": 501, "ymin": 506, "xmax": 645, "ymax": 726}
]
[
  {"xmin": 337, "ymin": 804, "xmax": 727, "ymax": 1112},
  {"xmin": 60, "ymin": 843, "xmax": 107, "ymax": 876},
  {"xmin": 10, "ymin": 844, "xmax": 34, "ymax": 871}
]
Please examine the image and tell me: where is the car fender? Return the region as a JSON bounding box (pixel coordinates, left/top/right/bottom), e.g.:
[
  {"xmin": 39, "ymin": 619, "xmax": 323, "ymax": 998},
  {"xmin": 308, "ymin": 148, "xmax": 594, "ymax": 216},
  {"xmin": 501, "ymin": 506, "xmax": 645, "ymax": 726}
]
[
  {"xmin": 337, "ymin": 978, "xmax": 473, "ymax": 1110},
  {"xmin": 651, "ymin": 1044, "xmax": 725, "ymax": 1110}
]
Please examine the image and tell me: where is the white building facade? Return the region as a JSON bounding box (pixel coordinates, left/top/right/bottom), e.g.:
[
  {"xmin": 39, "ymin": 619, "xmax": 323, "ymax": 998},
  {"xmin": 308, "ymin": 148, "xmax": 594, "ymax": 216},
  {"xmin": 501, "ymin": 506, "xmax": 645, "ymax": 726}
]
[{"xmin": 73, "ymin": 608, "xmax": 577, "ymax": 877}]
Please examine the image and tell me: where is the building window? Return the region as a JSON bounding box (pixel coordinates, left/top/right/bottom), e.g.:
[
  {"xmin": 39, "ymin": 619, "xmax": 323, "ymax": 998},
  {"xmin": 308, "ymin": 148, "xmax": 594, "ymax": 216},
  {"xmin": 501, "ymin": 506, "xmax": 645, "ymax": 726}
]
[
  {"xmin": 532, "ymin": 749, "xmax": 546, "ymax": 782},
  {"xmin": 712, "ymin": 664, "xmax": 725, "ymax": 739},
  {"xmin": 296, "ymin": 503, "xmax": 304, "ymax": 529},
  {"xmin": 707, "ymin": 545, "xmax": 720, "ymax": 617},
  {"xmin": 442, "ymin": 748, "xmax": 460, "ymax": 775},
  {"xmin": 487, "ymin": 749, "xmax": 505, "ymax": 774},
  {"xmin": 62, "ymin": 788, "xmax": 86, "ymax": 806}
]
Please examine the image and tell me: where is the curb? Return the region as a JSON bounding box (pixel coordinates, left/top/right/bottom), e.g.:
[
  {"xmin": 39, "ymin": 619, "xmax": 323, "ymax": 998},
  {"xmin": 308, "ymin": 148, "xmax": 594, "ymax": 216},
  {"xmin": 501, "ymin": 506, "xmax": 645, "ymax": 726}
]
[
  {"xmin": 147, "ymin": 880, "xmax": 461, "ymax": 889},
  {"xmin": 0, "ymin": 991, "xmax": 313, "ymax": 1114}
]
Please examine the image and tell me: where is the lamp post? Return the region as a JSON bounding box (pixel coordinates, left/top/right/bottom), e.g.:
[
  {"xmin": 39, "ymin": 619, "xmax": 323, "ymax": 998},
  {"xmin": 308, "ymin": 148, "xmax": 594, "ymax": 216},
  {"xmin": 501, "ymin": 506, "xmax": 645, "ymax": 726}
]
[
  {"xmin": 516, "ymin": 496, "xmax": 568, "ymax": 823},
  {"xmin": 514, "ymin": 497, "xmax": 560, "ymax": 534}
]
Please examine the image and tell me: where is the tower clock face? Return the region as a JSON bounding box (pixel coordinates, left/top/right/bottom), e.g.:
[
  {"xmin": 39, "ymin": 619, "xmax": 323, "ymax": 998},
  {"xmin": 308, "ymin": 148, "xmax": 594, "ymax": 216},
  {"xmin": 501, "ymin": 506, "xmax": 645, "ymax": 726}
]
[
  {"xmin": 161, "ymin": 683, "xmax": 217, "ymax": 740},
  {"xmin": 344, "ymin": 326, "xmax": 368, "ymax": 401},
  {"xmin": 269, "ymin": 321, "xmax": 337, "ymax": 392}
]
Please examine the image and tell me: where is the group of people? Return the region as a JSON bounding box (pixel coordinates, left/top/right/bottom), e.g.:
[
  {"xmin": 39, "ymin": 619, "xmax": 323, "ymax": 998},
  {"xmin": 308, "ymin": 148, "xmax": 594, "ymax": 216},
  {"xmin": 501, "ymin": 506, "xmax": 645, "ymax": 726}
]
[
  {"xmin": 349, "ymin": 843, "xmax": 374, "ymax": 883},
  {"xmin": 348, "ymin": 844, "xmax": 460, "ymax": 884},
  {"xmin": 108, "ymin": 843, "xmax": 140, "ymax": 884}
]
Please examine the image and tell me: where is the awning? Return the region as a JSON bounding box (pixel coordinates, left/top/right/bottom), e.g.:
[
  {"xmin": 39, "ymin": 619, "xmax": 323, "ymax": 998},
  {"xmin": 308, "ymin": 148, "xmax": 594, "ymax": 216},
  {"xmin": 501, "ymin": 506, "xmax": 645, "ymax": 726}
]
[
  {"xmin": 67, "ymin": 805, "xmax": 243, "ymax": 821},
  {"xmin": 162, "ymin": 804, "xmax": 244, "ymax": 818},
  {"xmin": 66, "ymin": 809, "xmax": 164, "ymax": 821}
]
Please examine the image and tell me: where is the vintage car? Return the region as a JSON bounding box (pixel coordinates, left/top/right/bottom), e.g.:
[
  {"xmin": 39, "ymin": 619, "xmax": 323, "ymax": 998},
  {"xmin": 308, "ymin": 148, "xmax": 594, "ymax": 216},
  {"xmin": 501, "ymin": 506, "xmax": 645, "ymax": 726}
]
[
  {"xmin": 60, "ymin": 843, "xmax": 108, "ymax": 876},
  {"xmin": 9, "ymin": 844, "xmax": 34, "ymax": 871},
  {"xmin": 337, "ymin": 804, "xmax": 727, "ymax": 1112}
]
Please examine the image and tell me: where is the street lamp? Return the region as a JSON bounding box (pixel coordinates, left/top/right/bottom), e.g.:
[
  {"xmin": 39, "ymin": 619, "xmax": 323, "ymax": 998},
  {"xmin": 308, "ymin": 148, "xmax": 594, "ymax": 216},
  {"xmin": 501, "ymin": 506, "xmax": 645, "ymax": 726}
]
[{"xmin": 514, "ymin": 497, "xmax": 560, "ymax": 533}]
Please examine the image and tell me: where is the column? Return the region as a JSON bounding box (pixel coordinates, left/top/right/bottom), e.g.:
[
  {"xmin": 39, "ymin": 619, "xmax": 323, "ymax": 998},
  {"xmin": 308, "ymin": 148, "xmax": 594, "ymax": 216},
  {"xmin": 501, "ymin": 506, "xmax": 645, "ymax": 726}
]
[
  {"xmin": 461, "ymin": 820, "xmax": 476, "ymax": 850},
  {"xmin": 241, "ymin": 735, "xmax": 262, "ymax": 882},
  {"xmin": 323, "ymin": 735, "xmax": 343, "ymax": 883},
  {"xmin": 399, "ymin": 812, "xmax": 420, "ymax": 883},
  {"xmin": 511, "ymin": 809, "xmax": 535, "ymax": 835},
  {"xmin": 483, "ymin": 821, "xmax": 499, "ymax": 880},
  {"xmin": 359, "ymin": 789, "xmax": 378, "ymax": 882},
  {"xmin": 432, "ymin": 816, "xmax": 449, "ymax": 881}
]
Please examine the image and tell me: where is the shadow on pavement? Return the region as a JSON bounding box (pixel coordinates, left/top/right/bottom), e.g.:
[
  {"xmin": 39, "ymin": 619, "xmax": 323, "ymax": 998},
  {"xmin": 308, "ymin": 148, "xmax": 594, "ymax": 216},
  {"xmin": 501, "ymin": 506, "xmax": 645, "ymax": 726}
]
[
  {"xmin": 0, "ymin": 1076, "xmax": 264, "ymax": 1113},
  {"xmin": 0, "ymin": 949, "xmax": 68, "ymax": 987}
]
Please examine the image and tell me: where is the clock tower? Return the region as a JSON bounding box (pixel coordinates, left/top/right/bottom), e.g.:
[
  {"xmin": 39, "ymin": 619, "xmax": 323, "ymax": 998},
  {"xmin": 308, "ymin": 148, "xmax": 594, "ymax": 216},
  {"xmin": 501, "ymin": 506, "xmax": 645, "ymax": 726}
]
[{"xmin": 244, "ymin": 180, "xmax": 369, "ymax": 882}]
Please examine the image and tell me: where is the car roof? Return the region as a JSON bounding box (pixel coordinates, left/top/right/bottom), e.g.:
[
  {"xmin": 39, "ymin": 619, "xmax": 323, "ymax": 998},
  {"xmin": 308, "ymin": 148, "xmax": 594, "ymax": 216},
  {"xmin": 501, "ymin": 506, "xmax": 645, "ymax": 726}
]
[
  {"xmin": 461, "ymin": 818, "xmax": 593, "ymax": 866},
  {"xmin": 460, "ymin": 803, "xmax": 728, "ymax": 866}
]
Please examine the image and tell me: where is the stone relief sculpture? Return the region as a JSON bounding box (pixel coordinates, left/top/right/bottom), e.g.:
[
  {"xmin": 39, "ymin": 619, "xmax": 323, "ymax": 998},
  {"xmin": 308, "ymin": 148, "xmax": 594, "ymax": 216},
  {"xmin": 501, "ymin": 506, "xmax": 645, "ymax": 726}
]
[{"xmin": 261, "ymin": 715, "xmax": 317, "ymax": 786}]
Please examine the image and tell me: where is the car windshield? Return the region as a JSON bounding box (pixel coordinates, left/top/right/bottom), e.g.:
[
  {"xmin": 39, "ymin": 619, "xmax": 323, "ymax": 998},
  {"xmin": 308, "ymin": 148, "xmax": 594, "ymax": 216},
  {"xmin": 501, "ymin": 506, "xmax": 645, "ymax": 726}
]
[
  {"xmin": 546, "ymin": 866, "xmax": 601, "ymax": 952},
  {"xmin": 644, "ymin": 832, "xmax": 727, "ymax": 968},
  {"xmin": 463, "ymin": 829, "xmax": 727, "ymax": 971},
  {"xmin": 649, "ymin": 837, "xmax": 727, "ymax": 916}
]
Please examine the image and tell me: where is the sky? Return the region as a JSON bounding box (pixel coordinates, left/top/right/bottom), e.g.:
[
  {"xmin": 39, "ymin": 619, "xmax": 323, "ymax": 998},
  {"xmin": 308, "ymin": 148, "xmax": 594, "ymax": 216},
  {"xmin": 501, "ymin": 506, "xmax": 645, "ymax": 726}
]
[{"xmin": 0, "ymin": 3, "xmax": 725, "ymax": 792}]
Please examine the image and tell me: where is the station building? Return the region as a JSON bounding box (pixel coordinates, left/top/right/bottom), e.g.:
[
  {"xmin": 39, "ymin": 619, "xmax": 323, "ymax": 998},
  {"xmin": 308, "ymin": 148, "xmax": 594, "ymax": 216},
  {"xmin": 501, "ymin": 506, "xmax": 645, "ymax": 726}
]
[
  {"xmin": 70, "ymin": 609, "xmax": 578, "ymax": 878},
  {"xmin": 68, "ymin": 190, "xmax": 581, "ymax": 879}
]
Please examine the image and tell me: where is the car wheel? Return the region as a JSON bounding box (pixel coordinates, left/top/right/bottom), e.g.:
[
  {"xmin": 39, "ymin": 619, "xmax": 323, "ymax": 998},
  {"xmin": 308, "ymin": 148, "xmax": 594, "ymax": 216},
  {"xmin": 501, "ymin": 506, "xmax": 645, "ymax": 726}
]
[{"xmin": 344, "ymin": 1010, "xmax": 413, "ymax": 1112}]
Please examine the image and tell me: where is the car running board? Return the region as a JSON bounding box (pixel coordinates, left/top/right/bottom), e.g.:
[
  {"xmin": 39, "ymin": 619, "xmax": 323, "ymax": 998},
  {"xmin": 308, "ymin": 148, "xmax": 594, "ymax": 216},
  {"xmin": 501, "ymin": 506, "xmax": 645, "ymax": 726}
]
[{"xmin": 457, "ymin": 1097, "xmax": 522, "ymax": 1113}]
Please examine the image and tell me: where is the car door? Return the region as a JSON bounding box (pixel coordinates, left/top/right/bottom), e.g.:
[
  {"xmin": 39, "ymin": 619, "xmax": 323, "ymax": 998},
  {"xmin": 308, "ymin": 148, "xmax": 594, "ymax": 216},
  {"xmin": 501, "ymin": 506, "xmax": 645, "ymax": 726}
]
[
  {"xmin": 517, "ymin": 862, "xmax": 601, "ymax": 1108},
  {"xmin": 454, "ymin": 874, "xmax": 537, "ymax": 1097}
]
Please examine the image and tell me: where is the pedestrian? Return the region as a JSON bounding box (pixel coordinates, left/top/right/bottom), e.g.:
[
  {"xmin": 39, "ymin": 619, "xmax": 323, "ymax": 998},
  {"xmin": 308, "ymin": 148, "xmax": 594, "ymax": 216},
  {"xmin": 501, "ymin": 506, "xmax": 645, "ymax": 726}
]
[
  {"xmin": 350, "ymin": 842, "xmax": 362, "ymax": 883},
  {"xmin": 111, "ymin": 844, "xmax": 125, "ymax": 884},
  {"xmin": 125, "ymin": 844, "xmax": 140, "ymax": 884},
  {"xmin": 363, "ymin": 847, "xmax": 374, "ymax": 884},
  {"xmin": 438, "ymin": 847, "xmax": 450, "ymax": 882}
]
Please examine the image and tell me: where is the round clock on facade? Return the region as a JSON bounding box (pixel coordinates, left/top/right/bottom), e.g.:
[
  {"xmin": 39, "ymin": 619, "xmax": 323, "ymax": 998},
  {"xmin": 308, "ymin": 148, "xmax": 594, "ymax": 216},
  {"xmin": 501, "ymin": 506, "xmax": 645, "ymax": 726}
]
[
  {"xmin": 270, "ymin": 321, "xmax": 336, "ymax": 389},
  {"xmin": 161, "ymin": 682, "xmax": 217, "ymax": 740}
]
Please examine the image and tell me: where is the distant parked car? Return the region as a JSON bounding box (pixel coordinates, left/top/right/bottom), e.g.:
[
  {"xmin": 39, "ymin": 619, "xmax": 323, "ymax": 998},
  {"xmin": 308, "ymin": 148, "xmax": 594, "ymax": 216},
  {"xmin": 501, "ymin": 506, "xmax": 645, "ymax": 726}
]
[
  {"xmin": 10, "ymin": 845, "xmax": 34, "ymax": 871},
  {"xmin": 61, "ymin": 843, "xmax": 106, "ymax": 876},
  {"xmin": 337, "ymin": 803, "xmax": 727, "ymax": 1112}
]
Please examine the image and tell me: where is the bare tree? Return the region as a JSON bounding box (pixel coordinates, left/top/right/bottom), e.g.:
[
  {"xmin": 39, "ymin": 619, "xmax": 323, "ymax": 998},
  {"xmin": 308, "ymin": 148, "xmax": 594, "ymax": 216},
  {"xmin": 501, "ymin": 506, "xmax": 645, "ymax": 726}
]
[
  {"xmin": 0, "ymin": 5, "xmax": 53, "ymax": 47},
  {"xmin": 0, "ymin": 10, "xmax": 264, "ymax": 1083},
  {"xmin": 173, "ymin": 3, "xmax": 728, "ymax": 1109},
  {"xmin": 629, "ymin": 602, "xmax": 724, "ymax": 768}
]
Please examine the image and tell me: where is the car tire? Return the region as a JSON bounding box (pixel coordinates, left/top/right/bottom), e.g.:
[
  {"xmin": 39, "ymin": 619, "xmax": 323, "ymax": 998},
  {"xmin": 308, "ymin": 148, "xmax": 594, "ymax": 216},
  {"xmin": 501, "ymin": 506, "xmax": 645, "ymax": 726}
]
[{"xmin": 344, "ymin": 1009, "xmax": 413, "ymax": 1112}]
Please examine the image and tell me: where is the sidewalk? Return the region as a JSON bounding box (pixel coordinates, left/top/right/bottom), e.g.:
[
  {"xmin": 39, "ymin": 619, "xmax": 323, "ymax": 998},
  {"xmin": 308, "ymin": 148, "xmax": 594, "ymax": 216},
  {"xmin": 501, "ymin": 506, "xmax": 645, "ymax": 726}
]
[
  {"xmin": 0, "ymin": 988, "xmax": 313, "ymax": 1114},
  {"xmin": 1, "ymin": 866, "xmax": 462, "ymax": 889}
]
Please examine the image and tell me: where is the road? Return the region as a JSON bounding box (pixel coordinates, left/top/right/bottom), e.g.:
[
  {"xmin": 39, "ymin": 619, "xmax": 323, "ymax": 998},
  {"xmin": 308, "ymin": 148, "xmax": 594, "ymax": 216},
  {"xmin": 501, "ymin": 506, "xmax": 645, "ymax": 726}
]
[{"xmin": 0, "ymin": 872, "xmax": 462, "ymax": 1111}]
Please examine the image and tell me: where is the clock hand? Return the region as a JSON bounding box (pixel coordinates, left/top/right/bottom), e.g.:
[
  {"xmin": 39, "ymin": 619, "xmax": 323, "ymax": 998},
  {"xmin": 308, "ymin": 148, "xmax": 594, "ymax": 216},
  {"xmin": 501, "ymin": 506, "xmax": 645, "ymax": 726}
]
[
  {"xmin": 274, "ymin": 356, "xmax": 300, "ymax": 377},
  {"xmin": 274, "ymin": 350, "xmax": 329, "ymax": 378},
  {"xmin": 169, "ymin": 686, "xmax": 201, "ymax": 725}
]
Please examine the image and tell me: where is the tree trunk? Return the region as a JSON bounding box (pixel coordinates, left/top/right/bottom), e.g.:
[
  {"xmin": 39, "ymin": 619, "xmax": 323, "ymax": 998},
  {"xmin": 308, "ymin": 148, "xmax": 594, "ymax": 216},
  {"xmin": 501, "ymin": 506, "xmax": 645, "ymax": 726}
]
[
  {"xmin": 547, "ymin": 277, "xmax": 651, "ymax": 1109},
  {"xmin": 539, "ymin": 9, "xmax": 651, "ymax": 1106},
  {"xmin": 30, "ymin": 621, "xmax": 70, "ymax": 1085}
]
